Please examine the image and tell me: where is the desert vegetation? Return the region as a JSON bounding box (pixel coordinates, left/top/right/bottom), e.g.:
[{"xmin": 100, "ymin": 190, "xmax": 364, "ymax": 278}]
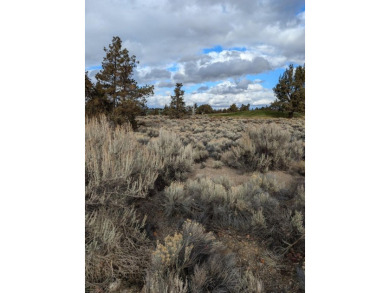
[
  {"xmin": 85, "ymin": 114, "xmax": 305, "ymax": 292},
  {"xmin": 85, "ymin": 36, "xmax": 305, "ymax": 292}
]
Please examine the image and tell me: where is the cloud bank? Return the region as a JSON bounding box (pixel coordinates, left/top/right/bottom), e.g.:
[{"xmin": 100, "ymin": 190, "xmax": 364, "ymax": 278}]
[{"xmin": 86, "ymin": 0, "xmax": 305, "ymax": 108}]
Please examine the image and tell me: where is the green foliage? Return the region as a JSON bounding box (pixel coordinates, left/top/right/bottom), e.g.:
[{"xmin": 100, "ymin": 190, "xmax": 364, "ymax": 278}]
[
  {"xmin": 87, "ymin": 36, "xmax": 154, "ymax": 129},
  {"xmin": 148, "ymin": 108, "xmax": 160, "ymax": 115},
  {"xmin": 111, "ymin": 100, "xmax": 141, "ymax": 129},
  {"xmin": 85, "ymin": 75, "xmax": 113, "ymax": 117},
  {"xmin": 240, "ymin": 103, "xmax": 250, "ymax": 111},
  {"xmin": 228, "ymin": 103, "xmax": 239, "ymax": 112},
  {"xmin": 271, "ymin": 64, "xmax": 305, "ymax": 118},
  {"xmin": 161, "ymin": 105, "xmax": 170, "ymax": 116},
  {"xmin": 85, "ymin": 72, "xmax": 94, "ymax": 103},
  {"xmin": 210, "ymin": 109, "xmax": 303, "ymax": 118},
  {"xmin": 196, "ymin": 104, "xmax": 213, "ymax": 114},
  {"xmin": 169, "ymin": 83, "xmax": 186, "ymax": 118}
]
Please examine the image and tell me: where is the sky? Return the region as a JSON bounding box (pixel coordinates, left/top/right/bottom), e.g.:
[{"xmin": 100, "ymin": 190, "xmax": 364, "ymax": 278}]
[{"xmin": 86, "ymin": 0, "xmax": 305, "ymax": 109}]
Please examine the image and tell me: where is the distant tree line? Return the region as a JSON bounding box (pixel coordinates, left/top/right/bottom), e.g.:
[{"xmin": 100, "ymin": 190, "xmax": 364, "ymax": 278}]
[{"xmin": 85, "ymin": 36, "xmax": 304, "ymax": 123}]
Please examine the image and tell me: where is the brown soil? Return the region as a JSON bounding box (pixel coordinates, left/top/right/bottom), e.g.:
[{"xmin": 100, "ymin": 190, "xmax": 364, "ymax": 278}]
[{"xmin": 189, "ymin": 158, "xmax": 253, "ymax": 186}]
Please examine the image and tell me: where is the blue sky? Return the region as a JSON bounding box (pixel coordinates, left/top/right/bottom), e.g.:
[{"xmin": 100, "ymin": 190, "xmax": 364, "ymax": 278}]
[
  {"xmin": 202, "ymin": 45, "xmax": 247, "ymax": 54},
  {"xmin": 86, "ymin": 0, "xmax": 305, "ymax": 108}
]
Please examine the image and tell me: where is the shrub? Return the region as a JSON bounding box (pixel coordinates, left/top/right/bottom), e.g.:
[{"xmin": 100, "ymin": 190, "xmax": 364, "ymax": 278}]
[
  {"xmin": 163, "ymin": 182, "xmax": 191, "ymax": 217},
  {"xmin": 85, "ymin": 205, "xmax": 151, "ymax": 291},
  {"xmin": 161, "ymin": 173, "xmax": 305, "ymax": 254},
  {"xmin": 162, "ymin": 175, "xmax": 278, "ymax": 233},
  {"xmin": 211, "ymin": 175, "xmax": 232, "ymax": 190},
  {"xmin": 85, "ymin": 116, "xmax": 163, "ymax": 200},
  {"xmin": 222, "ymin": 123, "xmax": 304, "ymax": 172},
  {"xmin": 192, "ymin": 142, "xmax": 209, "ymax": 162},
  {"xmin": 144, "ymin": 220, "xmax": 261, "ymax": 292},
  {"xmin": 291, "ymin": 211, "xmax": 305, "ymax": 234},
  {"xmin": 149, "ymin": 129, "xmax": 194, "ymax": 185},
  {"xmin": 206, "ymin": 137, "xmax": 233, "ymax": 159},
  {"xmin": 212, "ymin": 160, "xmax": 224, "ymax": 169}
]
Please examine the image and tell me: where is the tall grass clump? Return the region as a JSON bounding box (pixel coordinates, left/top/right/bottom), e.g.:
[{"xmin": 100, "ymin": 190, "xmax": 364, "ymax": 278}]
[
  {"xmin": 149, "ymin": 129, "xmax": 194, "ymax": 185},
  {"xmin": 144, "ymin": 220, "xmax": 262, "ymax": 292},
  {"xmin": 193, "ymin": 142, "xmax": 209, "ymax": 162},
  {"xmin": 85, "ymin": 205, "xmax": 151, "ymax": 292},
  {"xmin": 222, "ymin": 123, "xmax": 304, "ymax": 172},
  {"xmin": 85, "ymin": 116, "xmax": 163, "ymax": 200}
]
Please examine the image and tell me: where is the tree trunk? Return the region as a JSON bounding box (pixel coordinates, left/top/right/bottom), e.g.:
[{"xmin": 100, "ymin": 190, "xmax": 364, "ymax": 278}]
[{"xmin": 288, "ymin": 111, "xmax": 294, "ymax": 118}]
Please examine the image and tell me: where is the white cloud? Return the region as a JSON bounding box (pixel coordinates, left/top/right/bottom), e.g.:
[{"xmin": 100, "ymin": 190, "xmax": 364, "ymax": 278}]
[
  {"xmin": 177, "ymin": 79, "xmax": 274, "ymax": 108},
  {"xmin": 86, "ymin": 0, "xmax": 305, "ymax": 68},
  {"xmin": 148, "ymin": 77, "xmax": 275, "ymax": 108},
  {"xmin": 147, "ymin": 94, "xmax": 171, "ymax": 108},
  {"xmin": 86, "ymin": 0, "xmax": 304, "ymax": 107}
]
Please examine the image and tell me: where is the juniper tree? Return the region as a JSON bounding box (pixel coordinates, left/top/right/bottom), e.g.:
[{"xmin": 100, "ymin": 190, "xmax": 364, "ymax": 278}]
[
  {"xmin": 239, "ymin": 103, "xmax": 250, "ymax": 111},
  {"xmin": 228, "ymin": 103, "xmax": 238, "ymax": 112},
  {"xmin": 272, "ymin": 64, "xmax": 305, "ymax": 118},
  {"xmin": 169, "ymin": 83, "xmax": 186, "ymax": 118},
  {"xmin": 85, "ymin": 72, "xmax": 113, "ymax": 117},
  {"xmin": 196, "ymin": 104, "xmax": 213, "ymax": 114},
  {"xmin": 95, "ymin": 36, "xmax": 153, "ymax": 128}
]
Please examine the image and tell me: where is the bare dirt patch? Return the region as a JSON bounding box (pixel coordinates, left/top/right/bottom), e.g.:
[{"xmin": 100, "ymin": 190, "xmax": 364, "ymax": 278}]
[{"xmin": 189, "ymin": 158, "xmax": 253, "ymax": 186}]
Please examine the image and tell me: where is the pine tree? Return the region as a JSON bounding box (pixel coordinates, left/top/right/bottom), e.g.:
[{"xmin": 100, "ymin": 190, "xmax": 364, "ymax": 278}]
[
  {"xmin": 85, "ymin": 72, "xmax": 94, "ymax": 103},
  {"xmin": 239, "ymin": 103, "xmax": 250, "ymax": 111},
  {"xmin": 169, "ymin": 83, "xmax": 186, "ymax": 118},
  {"xmin": 228, "ymin": 103, "xmax": 238, "ymax": 112},
  {"xmin": 272, "ymin": 64, "xmax": 305, "ymax": 118},
  {"xmin": 85, "ymin": 72, "xmax": 113, "ymax": 117},
  {"xmin": 162, "ymin": 105, "xmax": 170, "ymax": 116},
  {"xmin": 95, "ymin": 36, "xmax": 153, "ymax": 128}
]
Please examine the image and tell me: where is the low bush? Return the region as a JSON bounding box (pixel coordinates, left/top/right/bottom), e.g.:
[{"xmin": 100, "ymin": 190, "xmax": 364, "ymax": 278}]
[
  {"xmin": 222, "ymin": 123, "xmax": 304, "ymax": 172},
  {"xmin": 86, "ymin": 117, "xmax": 197, "ymax": 200},
  {"xmin": 212, "ymin": 160, "xmax": 224, "ymax": 169},
  {"xmin": 193, "ymin": 142, "xmax": 209, "ymax": 162},
  {"xmin": 149, "ymin": 129, "xmax": 194, "ymax": 185},
  {"xmin": 162, "ymin": 173, "xmax": 305, "ymax": 253},
  {"xmin": 163, "ymin": 182, "xmax": 192, "ymax": 217},
  {"xmin": 162, "ymin": 174, "xmax": 277, "ymax": 233},
  {"xmin": 206, "ymin": 137, "xmax": 234, "ymax": 159},
  {"xmin": 85, "ymin": 205, "xmax": 151, "ymax": 292},
  {"xmin": 144, "ymin": 220, "xmax": 262, "ymax": 292},
  {"xmin": 85, "ymin": 116, "xmax": 163, "ymax": 200}
]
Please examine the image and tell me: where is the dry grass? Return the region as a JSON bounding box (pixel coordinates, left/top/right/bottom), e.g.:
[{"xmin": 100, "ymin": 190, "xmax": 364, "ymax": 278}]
[
  {"xmin": 85, "ymin": 205, "xmax": 151, "ymax": 292},
  {"xmin": 86, "ymin": 117, "xmax": 196, "ymax": 202},
  {"xmin": 85, "ymin": 116, "xmax": 163, "ymax": 200},
  {"xmin": 162, "ymin": 173, "xmax": 282, "ymax": 232},
  {"xmin": 222, "ymin": 123, "xmax": 304, "ymax": 172},
  {"xmin": 85, "ymin": 115, "xmax": 305, "ymax": 292},
  {"xmin": 149, "ymin": 129, "xmax": 194, "ymax": 185}
]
